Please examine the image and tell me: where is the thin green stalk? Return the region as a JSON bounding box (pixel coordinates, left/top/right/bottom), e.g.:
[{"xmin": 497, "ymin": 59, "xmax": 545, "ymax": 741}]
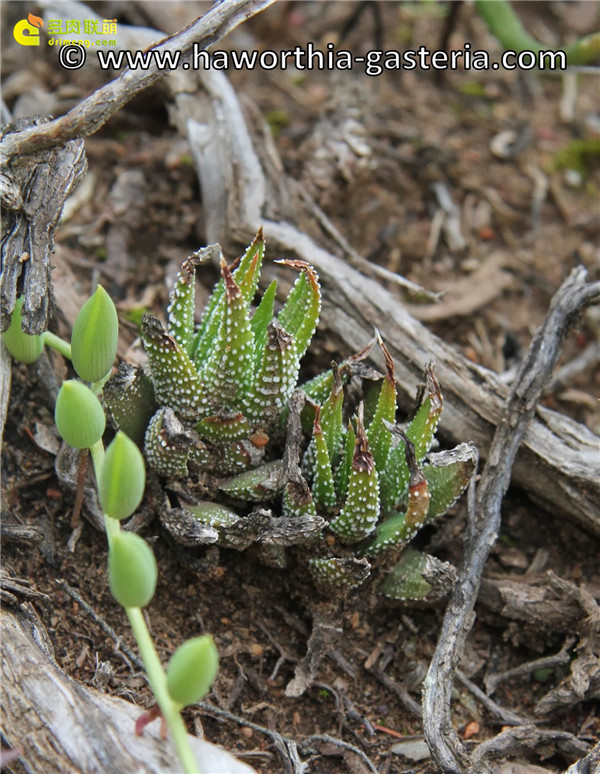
[
  {"xmin": 42, "ymin": 330, "xmax": 72, "ymax": 360},
  {"xmin": 475, "ymin": 0, "xmax": 600, "ymax": 66},
  {"xmin": 90, "ymin": 440, "xmax": 199, "ymax": 773},
  {"xmin": 126, "ymin": 607, "xmax": 199, "ymax": 774},
  {"xmin": 89, "ymin": 440, "xmax": 105, "ymax": 481},
  {"xmin": 91, "ymin": 372, "xmax": 112, "ymax": 396}
]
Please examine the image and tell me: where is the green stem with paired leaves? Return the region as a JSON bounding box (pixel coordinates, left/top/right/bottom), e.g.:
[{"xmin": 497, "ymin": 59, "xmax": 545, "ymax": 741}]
[{"xmin": 89, "ymin": 441, "xmax": 200, "ymax": 774}]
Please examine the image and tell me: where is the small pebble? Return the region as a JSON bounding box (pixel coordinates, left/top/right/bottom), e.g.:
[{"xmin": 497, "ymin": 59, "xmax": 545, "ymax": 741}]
[{"xmin": 390, "ymin": 740, "xmax": 430, "ymax": 761}]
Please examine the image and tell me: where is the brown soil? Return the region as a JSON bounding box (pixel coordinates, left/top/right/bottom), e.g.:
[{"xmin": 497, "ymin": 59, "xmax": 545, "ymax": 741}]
[{"xmin": 2, "ymin": 2, "xmax": 599, "ymax": 773}]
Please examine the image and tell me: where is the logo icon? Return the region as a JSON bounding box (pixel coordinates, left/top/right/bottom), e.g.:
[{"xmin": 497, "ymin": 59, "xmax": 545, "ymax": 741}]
[{"xmin": 13, "ymin": 13, "xmax": 44, "ymax": 46}]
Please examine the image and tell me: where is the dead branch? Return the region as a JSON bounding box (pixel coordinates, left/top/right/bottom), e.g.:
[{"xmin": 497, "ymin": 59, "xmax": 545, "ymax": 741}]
[
  {"xmin": 483, "ymin": 637, "xmax": 576, "ymax": 695},
  {"xmin": 454, "ymin": 670, "xmax": 530, "ymax": 727},
  {"xmin": 0, "ymin": 122, "xmax": 86, "ymax": 333},
  {"xmin": 469, "ymin": 726, "xmax": 590, "ymax": 770},
  {"xmin": 564, "ymin": 742, "xmax": 600, "ymax": 774},
  {"xmin": 422, "ymin": 267, "xmax": 599, "ymax": 774},
  {"xmin": 0, "ymin": 0, "xmax": 277, "ymax": 159}
]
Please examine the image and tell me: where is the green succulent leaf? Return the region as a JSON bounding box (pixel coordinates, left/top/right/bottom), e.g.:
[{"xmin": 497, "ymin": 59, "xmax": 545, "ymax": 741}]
[
  {"xmin": 319, "ymin": 364, "xmax": 345, "ymax": 465},
  {"xmin": 241, "ymin": 319, "xmax": 299, "ymax": 430},
  {"xmin": 190, "ymin": 245, "xmax": 226, "ymax": 367},
  {"xmin": 378, "ymin": 548, "xmax": 431, "ymax": 601},
  {"xmin": 330, "ymin": 405, "xmax": 380, "ymax": 544},
  {"xmin": 360, "ymin": 510, "xmax": 411, "ymax": 557},
  {"xmin": 379, "ymin": 363, "xmax": 443, "ymax": 513},
  {"xmin": 308, "ymin": 556, "xmax": 371, "ymax": 595},
  {"xmin": 334, "ymin": 422, "xmax": 355, "ymax": 503},
  {"xmin": 300, "ymin": 369, "xmax": 336, "ymax": 406},
  {"xmin": 282, "ymin": 478, "xmax": 317, "ymax": 519},
  {"xmin": 167, "ymin": 251, "xmax": 207, "ymax": 357},
  {"xmin": 250, "ymin": 279, "xmax": 277, "ymax": 372},
  {"xmin": 423, "ymin": 443, "xmax": 477, "ymax": 525},
  {"xmin": 379, "ymin": 548, "xmax": 456, "ymax": 602},
  {"xmin": 200, "ymin": 257, "xmax": 254, "ymax": 411},
  {"xmin": 366, "ymin": 334, "xmax": 397, "ymax": 471},
  {"xmin": 219, "ymin": 459, "xmax": 283, "ymax": 501},
  {"xmin": 185, "ymin": 501, "xmax": 240, "ymax": 528},
  {"xmin": 167, "ymin": 635, "xmax": 219, "ymax": 707},
  {"xmin": 144, "ymin": 407, "xmax": 193, "ymax": 478},
  {"xmin": 103, "ymin": 363, "xmax": 156, "ymax": 447},
  {"xmin": 310, "ymin": 406, "xmax": 337, "ymax": 509},
  {"xmin": 71, "ymin": 285, "xmax": 118, "ymax": 383},
  {"xmin": 216, "ymin": 439, "xmax": 265, "ymax": 475},
  {"xmin": 196, "ymin": 411, "xmax": 252, "ymax": 444},
  {"xmin": 99, "ymin": 431, "xmax": 146, "ymax": 520},
  {"xmin": 142, "ymin": 314, "xmax": 208, "ymax": 422},
  {"xmin": 2, "ymin": 297, "xmax": 44, "ymax": 364},
  {"xmin": 55, "ymin": 380, "xmax": 106, "ymax": 449},
  {"xmin": 191, "ymin": 230, "xmax": 264, "ymax": 366},
  {"xmin": 276, "ymin": 260, "xmax": 321, "ymax": 360},
  {"xmin": 361, "ymin": 431, "xmax": 430, "ymax": 556},
  {"xmin": 108, "ymin": 531, "xmax": 157, "ymax": 608},
  {"xmin": 234, "ymin": 227, "xmax": 265, "ymax": 305}
]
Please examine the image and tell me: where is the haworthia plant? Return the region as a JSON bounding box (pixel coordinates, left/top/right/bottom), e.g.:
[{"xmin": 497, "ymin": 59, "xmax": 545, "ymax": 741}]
[{"xmin": 104, "ymin": 231, "xmax": 476, "ymax": 603}]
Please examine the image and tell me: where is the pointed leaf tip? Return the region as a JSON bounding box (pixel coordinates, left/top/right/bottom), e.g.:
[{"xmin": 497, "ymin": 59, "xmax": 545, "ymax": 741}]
[{"xmin": 71, "ymin": 284, "xmax": 119, "ymax": 383}]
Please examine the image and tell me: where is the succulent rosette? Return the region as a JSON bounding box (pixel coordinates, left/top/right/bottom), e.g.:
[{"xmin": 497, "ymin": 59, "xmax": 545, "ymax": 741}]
[{"xmin": 104, "ymin": 231, "xmax": 476, "ymax": 603}]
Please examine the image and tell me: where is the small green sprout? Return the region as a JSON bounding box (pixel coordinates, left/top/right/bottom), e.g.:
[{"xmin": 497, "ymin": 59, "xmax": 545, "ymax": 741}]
[
  {"xmin": 166, "ymin": 635, "xmax": 219, "ymax": 707},
  {"xmin": 1, "ymin": 298, "xmax": 44, "ymax": 363},
  {"xmin": 99, "ymin": 432, "xmax": 146, "ymax": 520},
  {"xmin": 55, "ymin": 380, "xmax": 106, "ymax": 449},
  {"xmin": 3, "ymin": 282, "xmax": 218, "ymax": 774},
  {"xmin": 108, "ymin": 531, "xmax": 157, "ymax": 608},
  {"xmin": 71, "ymin": 284, "xmax": 118, "ymax": 383}
]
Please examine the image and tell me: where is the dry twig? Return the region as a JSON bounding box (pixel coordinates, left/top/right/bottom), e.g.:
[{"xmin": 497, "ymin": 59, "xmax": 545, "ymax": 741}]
[
  {"xmin": 484, "ymin": 637, "xmax": 576, "ymax": 695},
  {"xmin": 422, "ymin": 268, "xmax": 600, "ymax": 774},
  {"xmin": 0, "ymin": 0, "xmax": 277, "ymax": 159}
]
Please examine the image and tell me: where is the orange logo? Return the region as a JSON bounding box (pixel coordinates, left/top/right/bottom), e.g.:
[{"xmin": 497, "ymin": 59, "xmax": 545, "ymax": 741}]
[{"xmin": 13, "ymin": 13, "xmax": 43, "ymax": 46}]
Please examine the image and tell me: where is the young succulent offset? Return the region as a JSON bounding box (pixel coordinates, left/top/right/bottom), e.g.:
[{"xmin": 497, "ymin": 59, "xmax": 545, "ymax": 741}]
[
  {"xmin": 3, "ymin": 283, "xmax": 219, "ymax": 774},
  {"xmin": 105, "ymin": 231, "xmax": 477, "ymax": 603}
]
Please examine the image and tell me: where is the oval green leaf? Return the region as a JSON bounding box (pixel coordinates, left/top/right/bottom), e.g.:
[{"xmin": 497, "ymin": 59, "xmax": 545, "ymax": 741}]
[
  {"xmin": 55, "ymin": 380, "xmax": 105, "ymax": 449},
  {"xmin": 71, "ymin": 285, "xmax": 118, "ymax": 382},
  {"xmin": 167, "ymin": 635, "xmax": 219, "ymax": 707},
  {"xmin": 108, "ymin": 531, "xmax": 157, "ymax": 608},
  {"xmin": 99, "ymin": 431, "xmax": 146, "ymax": 520}
]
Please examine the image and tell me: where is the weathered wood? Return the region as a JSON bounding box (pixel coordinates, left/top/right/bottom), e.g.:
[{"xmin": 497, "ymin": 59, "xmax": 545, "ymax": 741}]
[
  {"xmin": 171, "ymin": 66, "xmax": 600, "ymax": 537},
  {"xmin": 0, "ymin": 605, "xmax": 254, "ymax": 774},
  {"xmin": 0, "ymin": 117, "xmax": 87, "ymax": 334}
]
